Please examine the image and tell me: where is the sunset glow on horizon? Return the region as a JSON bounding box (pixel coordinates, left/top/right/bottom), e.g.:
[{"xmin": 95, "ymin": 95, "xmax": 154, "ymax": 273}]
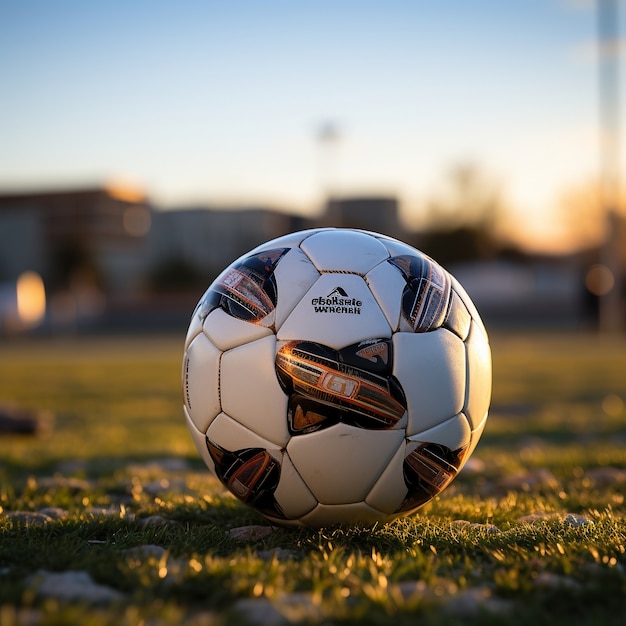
[{"xmin": 1, "ymin": 0, "xmax": 624, "ymax": 253}]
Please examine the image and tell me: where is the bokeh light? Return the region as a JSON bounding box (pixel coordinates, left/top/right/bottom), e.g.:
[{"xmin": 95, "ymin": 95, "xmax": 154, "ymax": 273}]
[
  {"xmin": 16, "ymin": 270, "xmax": 46, "ymax": 327},
  {"xmin": 585, "ymin": 263, "xmax": 615, "ymax": 296}
]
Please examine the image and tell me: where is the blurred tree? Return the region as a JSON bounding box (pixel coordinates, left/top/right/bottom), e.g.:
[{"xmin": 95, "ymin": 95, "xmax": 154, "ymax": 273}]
[
  {"xmin": 148, "ymin": 257, "xmax": 208, "ymax": 293},
  {"xmin": 50, "ymin": 238, "xmax": 104, "ymax": 291},
  {"xmin": 414, "ymin": 162, "xmax": 510, "ymax": 265},
  {"xmin": 559, "ymin": 179, "xmax": 625, "ymax": 251}
]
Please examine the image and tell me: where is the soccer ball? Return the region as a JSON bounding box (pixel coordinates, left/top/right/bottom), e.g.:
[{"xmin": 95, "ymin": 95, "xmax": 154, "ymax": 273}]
[{"xmin": 182, "ymin": 228, "xmax": 491, "ymax": 527}]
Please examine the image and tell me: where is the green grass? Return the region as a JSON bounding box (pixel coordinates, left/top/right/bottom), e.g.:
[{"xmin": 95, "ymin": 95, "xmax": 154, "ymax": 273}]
[{"xmin": 0, "ymin": 332, "xmax": 625, "ymax": 625}]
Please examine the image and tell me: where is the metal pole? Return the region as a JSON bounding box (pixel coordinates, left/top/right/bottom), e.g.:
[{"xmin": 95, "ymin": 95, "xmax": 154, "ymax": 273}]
[{"xmin": 597, "ymin": 0, "xmax": 623, "ymax": 332}]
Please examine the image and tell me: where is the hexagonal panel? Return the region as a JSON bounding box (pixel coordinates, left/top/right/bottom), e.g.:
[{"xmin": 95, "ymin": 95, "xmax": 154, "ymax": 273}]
[
  {"xmin": 183, "ymin": 332, "xmax": 221, "ymax": 433},
  {"xmin": 203, "ymin": 307, "xmax": 273, "ymax": 352},
  {"xmin": 277, "ymin": 274, "xmax": 391, "ymax": 350},
  {"xmin": 220, "ymin": 335, "xmax": 290, "ymax": 447},
  {"xmin": 273, "ymin": 453, "xmax": 318, "ymax": 519},
  {"xmin": 364, "ymin": 442, "xmax": 407, "ymax": 514},
  {"xmin": 273, "ymin": 246, "xmax": 321, "ymax": 331},
  {"xmin": 365, "ymin": 259, "xmax": 407, "ymax": 331},
  {"xmin": 407, "ymin": 412, "xmax": 471, "ymax": 451},
  {"xmin": 206, "ymin": 411, "xmax": 280, "ymax": 453},
  {"xmin": 393, "ymin": 328, "xmax": 466, "ymax": 436},
  {"xmin": 184, "ymin": 406, "xmax": 216, "ymax": 475},
  {"xmin": 463, "ymin": 320, "xmax": 492, "ymax": 431},
  {"xmin": 300, "ymin": 230, "xmax": 389, "ymax": 275},
  {"xmin": 286, "ymin": 423, "xmax": 405, "ymax": 505}
]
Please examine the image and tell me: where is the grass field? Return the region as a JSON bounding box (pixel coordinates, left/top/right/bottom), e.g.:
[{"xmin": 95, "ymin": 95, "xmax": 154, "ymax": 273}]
[{"xmin": 0, "ymin": 331, "xmax": 625, "ymax": 625}]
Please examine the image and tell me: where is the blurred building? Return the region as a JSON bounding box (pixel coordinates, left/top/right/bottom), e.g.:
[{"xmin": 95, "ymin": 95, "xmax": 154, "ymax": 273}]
[
  {"xmin": 0, "ymin": 185, "xmax": 152, "ymax": 294},
  {"xmin": 148, "ymin": 206, "xmax": 298, "ymax": 280},
  {"xmin": 0, "ymin": 184, "xmax": 623, "ymax": 332},
  {"xmin": 320, "ymin": 196, "xmax": 403, "ymax": 238},
  {"xmin": 0, "ymin": 186, "xmax": 305, "ymax": 331},
  {"xmin": 0, "ymin": 185, "xmax": 152, "ymax": 330}
]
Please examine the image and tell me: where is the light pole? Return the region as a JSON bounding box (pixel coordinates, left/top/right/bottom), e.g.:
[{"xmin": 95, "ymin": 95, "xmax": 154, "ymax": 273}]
[
  {"xmin": 317, "ymin": 121, "xmax": 341, "ymax": 211},
  {"xmin": 597, "ymin": 0, "xmax": 623, "ymax": 332}
]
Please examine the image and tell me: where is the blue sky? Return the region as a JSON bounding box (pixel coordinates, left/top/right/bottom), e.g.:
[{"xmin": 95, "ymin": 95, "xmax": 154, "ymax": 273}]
[{"xmin": 1, "ymin": 0, "xmax": 624, "ymax": 250}]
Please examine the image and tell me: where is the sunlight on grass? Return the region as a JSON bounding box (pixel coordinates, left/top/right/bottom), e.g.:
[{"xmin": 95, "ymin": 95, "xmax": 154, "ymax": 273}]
[{"xmin": 0, "ymin": 332, "xmax": 625, "ymax": 625}]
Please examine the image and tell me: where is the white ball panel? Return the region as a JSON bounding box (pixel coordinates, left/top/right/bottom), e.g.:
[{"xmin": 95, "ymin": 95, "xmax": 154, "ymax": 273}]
[
  {"xmin": 444, "ymin": 290, "xmax": 472, "ymax": 341},
  {"xmin": 261, "ymin": 515, "xmax": 306, "ymax": 528},
  {"xmin": 300, "ymin": 230, "xmax": 389, "ymax": 274},
  {"xmin": 246, "ymin": 228, "xmax": 333, "ymax": 256},
  {"xmin": 450, "ymin": 275, "xmax": 488, "ymax": 338},
  {"xmin": 272, "ymin": 246, "xmax": 321, "ymax": 330},
  {"xmin": 373, "ymin": 235, "xmax": 422, "ymax": 259},
  {"xmin": 407, "ymin": 413, "xmax": 471, "ymax": 451},
  {"xmin": 183, "ymin": 333, "xmax": 221, "ymax": 433},
  {"xmin": 273, "ymin": 453, "xmax": 318, "ymax": 519},
  {"xmin": 220, "ymin": 335, "xmax": 290, "ymax": 447},
  {"xmin": 364, "ymin": 442, "xmax": 408, "ymax": 514},
  {"xmin": 184, "ymin": 308, "xmax": 205, "ymax": 351},
  {"xmin": 184, "ymin": 406, "xmax": 216, "ymax": 475},
  {"xmin": 300, "ymin": 501, "xmax": 390, "ymax": 527},
  {"xmin": 393, "ymin": 329, "xmax": 466, "ymax": 436},
  {"xmin": 203, "ymin": 307, "xmax": 273, "ymax": 351},
  {"xmin": 365, "ymin": 260, "xmax": 406, "ymax": 331},
  {"xmin": 287, "ymin": 423, "xmax": 405, "ymax": 505},
  {"xmin": 183, "ymin": 228, "xmax": 492, "ymax": 527},
  {"xmin": 464, "ymin": 321, "xmax": 492, "ymax": 431},
  {"xmin": 277, "ymin": 274, "xmax": 391, "ymax": 350},
  {"xmin": 207, "ymin": 412, "xmax": 279, "ymax": 452},
  {"xmin": 465, "ymin": 410, "xmax": 488, "ymax": 460}
]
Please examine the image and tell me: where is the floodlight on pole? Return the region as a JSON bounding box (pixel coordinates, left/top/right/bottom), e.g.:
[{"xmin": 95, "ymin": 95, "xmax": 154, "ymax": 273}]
[{"xmin": 317, "ymin": 121, "xmax": 341, "ymax": 208}]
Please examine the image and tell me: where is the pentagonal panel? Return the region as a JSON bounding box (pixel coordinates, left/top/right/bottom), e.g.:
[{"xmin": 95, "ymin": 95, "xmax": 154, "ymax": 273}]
[
  {"xmin": 300, "ymin": 501, "xmax": 390, "ymax": 527},
  {"xmin": 184, "ymin": 406, "xmax": 216, "ymax": 475},
  {"xmin": 203, "ymin": 307, "xmax": 273, "ymax": 351},
  {"xmin": 286, "ymin": 423, "xmax": 405, "ymax": 505},
  {"xmin": 273, "ymin": 453, "xmax": 318, "ymax": 519},
  {"xmin": 401, "ymin": 439, "xmax": 466, "ymax": 512},
  {"xmin": 365, "ymin": 442, "xmax": 408, "ymax": 514},
  {"xmin": 393, "ymin": 329, "xmax": 466, "ymax": 436},
  {"xmin": 366, "ymin": 260, "xmax": 407, "ymax": 331},
  {"xmin": 300, "ymin": 230, "xmax": 389, "ymax": 275},
  {"xmin": 407, "ymin": 412, "xmax": 471, "ymax": 451},
  {"xmin": 183, "ymin": 333, "xmax": 221, "ymax": 433},
  {"xmin": 277, "ymin": 274, "xmax": 391, "ymax": 350},
  {"xmin": 203, "ymin": 248, "xmax": 289, "ymax": 329},
  {"xmin": 463, "ymin": 320, "xmax": 492, "ymax": 430},
  {"xmin": 385, "ymin": 254, "xmax": 452, "ymax": 334},
  {"xmin": 273, "ymin": 246, "xmax": 321, "ymax": 330},
  {"xmin": 220, "ymin": 335, "xmax": 289, "ymax": 447},
  {"xmin": 206, "ymin": 413, "xmax": 285, "ymax": 515}
]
